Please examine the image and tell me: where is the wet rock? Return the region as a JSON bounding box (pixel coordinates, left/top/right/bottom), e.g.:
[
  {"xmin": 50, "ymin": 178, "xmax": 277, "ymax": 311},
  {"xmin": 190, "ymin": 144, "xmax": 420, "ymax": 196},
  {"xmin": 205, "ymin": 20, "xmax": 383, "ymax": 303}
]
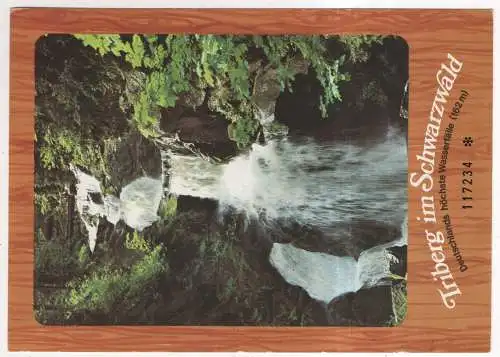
[
  {"xmin": 108, "ymin": 132, "xmax": 162, "ymax": 190},
  {"xmin": 252, "ymin": 57, "xmax": 309, "ymax": 123},
  {"xmin": 173, "ymin": 115, "xmax": 239, "ymax": 158},
  {"xmin": 388, "ymin": 245, "xmax": 407, "ymax": 277},
  {"xmin": 327, "ymin": 286, "xmax": 394, "ymax": 326},
  {"xmin": 252, "ymin": 67, "xmax": 281, "ymax": 122},
  {"xmin": 275, "ymin": 36, "xmax": 409, "ymax": 144},
  {"xmin": 121, "ymin": 70, "xmax": 147, "ymax": 112},
  {"xmin": 274, "ymin": 219, "xmax": 401, "ymax": 259}
]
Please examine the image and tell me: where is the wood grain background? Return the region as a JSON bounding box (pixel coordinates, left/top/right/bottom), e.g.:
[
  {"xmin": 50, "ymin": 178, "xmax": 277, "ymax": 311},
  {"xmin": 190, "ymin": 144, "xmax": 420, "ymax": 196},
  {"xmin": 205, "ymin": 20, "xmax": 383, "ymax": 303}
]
[{"xmin": 9, "ymin": 8, "xmax": 493, "ymax": 352}]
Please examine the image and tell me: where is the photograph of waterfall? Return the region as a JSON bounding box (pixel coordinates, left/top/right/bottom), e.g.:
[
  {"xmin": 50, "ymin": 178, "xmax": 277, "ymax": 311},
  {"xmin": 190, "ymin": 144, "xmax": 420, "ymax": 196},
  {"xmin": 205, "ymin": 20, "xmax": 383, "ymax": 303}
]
[{"xmin": 34, "ymin": 34, "xmax": 408, "ymax": 326}]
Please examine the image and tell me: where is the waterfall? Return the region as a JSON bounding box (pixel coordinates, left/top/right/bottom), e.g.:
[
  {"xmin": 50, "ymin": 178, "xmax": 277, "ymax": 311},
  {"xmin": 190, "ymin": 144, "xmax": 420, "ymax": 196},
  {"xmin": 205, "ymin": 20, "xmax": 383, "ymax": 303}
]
[
  {"xmin": 168, "ymin": 153, "xmax": 222, "ymax": 200},
  {"xmin": 70, "ymin": 164, "xmax": 106, "ymax": 252},
  {"xmin": 168, "ymin": 125, "xmax": 406, "ymax": 226},
  {"xmin": 72, "ymin": 119, "xmax": 407, "ymax": 302},
  {"xmin": 71, "ymin": 164, "xmax": 163, "ymax": 252},
  {"xmin": 269, "ymin": 215, "xmax": 407, "ymax": 303},
  {"xmin": 167, "ymin": 124, "xmax": 407, "ymax": 302},
  {"xmin": 119, "ymin": 177, "xmax": 164, "ymax": 231}
]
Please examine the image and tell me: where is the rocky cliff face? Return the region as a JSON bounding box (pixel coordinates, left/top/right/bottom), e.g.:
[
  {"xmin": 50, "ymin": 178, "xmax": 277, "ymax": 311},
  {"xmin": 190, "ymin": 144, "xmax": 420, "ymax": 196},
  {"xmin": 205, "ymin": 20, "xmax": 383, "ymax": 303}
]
[
  {"xmin": 276, "ymin": 36, "xmax": 408, "ymax": 143},
  {"xmin": 153, "ymin": 54, "xmax": 310, "ymax": 161}
]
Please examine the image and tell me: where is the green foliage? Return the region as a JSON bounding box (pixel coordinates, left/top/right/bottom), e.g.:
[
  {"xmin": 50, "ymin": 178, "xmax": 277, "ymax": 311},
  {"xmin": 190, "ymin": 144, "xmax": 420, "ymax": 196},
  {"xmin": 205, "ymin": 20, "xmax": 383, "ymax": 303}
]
[
  {"xmin": 339, "ymin": 35, "xmax": 385, "ymax": 63},
  {"xmin": 74, "ymin": 34, "xmax": 379, "ymax": 146},
  {"xmin": 125, "ymin": 230, "xmax": 151, "ymax": 253},
  {"xmin": 354, "ymin": 80, "xmax": 388, "ymax": 110},
  {"xmin": 261, "ymin": 35, "xmax": 349, "ymax": 117},
  {"xmin": 34, "ymin": 288, "xmax": 67, "ymax": 325},
  {"xmin": 129, "ymin": 245, "xmax": 166, "ymax": 286},
  {"xmin": 62, "ymin": 245, "xmax": 167, "ymax": 316},
  {"xmin": 35, "ymin": 35, "xmax": 125, "ymax": 218},
  {"xmin": 65, "ymin": 267, "xmax": 123, "ymax": 314},
  {"xmin": 36, "ymin": 125, "xmax": 111, "ymax": 215},
  {"xmin": 77, "ymin": 245, "xmax": 90, "ymax": 267},
  {"xmin": 39, "ymin": 126, "xmax": 105, "ymax": 171},
  {"xmin": 35, "ymin": 193, "xmax": 53, "ymax": 216},
  {"xmin": 74, "ymin": 34, "xmax": 146, "ymax": 68},
  {"xmin": 389, "ymin": 280, "xmax": 407, "ymax": 326},
  {"xmin": 132, "ymin": 91, "xmax": 162, "ymax": 138},
  {"xmin": 227, "ymin": 117, "xmax": 261, "ymax": 149},
  {"xmin": 314, "ymin": 58, "xmax": 346, "ymax": 117},
  {"xmin": 195, "ymin": 215, "xmax": 253, "ymax": 304},
  {"xmin": 158, "ymin": 196, "xmax": 178, "ymax": 219},
  {"xmin": 35, "ymin": 229, "xmax": 81, "ymax": 279}
]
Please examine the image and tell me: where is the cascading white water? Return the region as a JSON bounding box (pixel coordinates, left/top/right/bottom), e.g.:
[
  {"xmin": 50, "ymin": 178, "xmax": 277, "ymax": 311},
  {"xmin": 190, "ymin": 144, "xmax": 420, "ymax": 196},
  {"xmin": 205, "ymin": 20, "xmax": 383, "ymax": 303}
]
[
  {"xmin": 169, "ymin": 126, "xmax": 406, "ymax": 226},
  {"xmin": 119, "ymin": 177, "xmax": 164, "ymax": 231},
  {"xmin": 168, "ymin": 125, "xmax": 407, "ymax": 302},
  {"xmin": 269, "ymin": 215, "xmax": 407, "ymax": 303},
  {"xmin": 73, "ymin": 121, "xmax": 406, "ymax": 302},
  {"xmin": 71, "ymin": 164, "xmax": 164, "ymax": 252},
  {"xmin": 70, "ymin": 164, "xmax": 105, "ymax": 252}
]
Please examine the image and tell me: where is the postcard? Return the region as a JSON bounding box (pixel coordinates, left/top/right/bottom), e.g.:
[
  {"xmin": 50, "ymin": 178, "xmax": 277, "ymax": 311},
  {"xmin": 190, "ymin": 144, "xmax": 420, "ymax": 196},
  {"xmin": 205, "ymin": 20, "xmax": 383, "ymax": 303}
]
[{"xmin": 8, "ymin": 8, "xmax": 493, "ymax": 352}]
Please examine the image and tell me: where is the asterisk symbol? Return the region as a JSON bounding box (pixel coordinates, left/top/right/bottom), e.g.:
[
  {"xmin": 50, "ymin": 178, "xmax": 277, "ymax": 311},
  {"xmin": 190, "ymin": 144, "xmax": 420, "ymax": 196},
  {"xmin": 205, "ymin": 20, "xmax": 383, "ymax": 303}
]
[{"xmin": 463, "ymin": 137, "xmax": 473, "ymax": 147}]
